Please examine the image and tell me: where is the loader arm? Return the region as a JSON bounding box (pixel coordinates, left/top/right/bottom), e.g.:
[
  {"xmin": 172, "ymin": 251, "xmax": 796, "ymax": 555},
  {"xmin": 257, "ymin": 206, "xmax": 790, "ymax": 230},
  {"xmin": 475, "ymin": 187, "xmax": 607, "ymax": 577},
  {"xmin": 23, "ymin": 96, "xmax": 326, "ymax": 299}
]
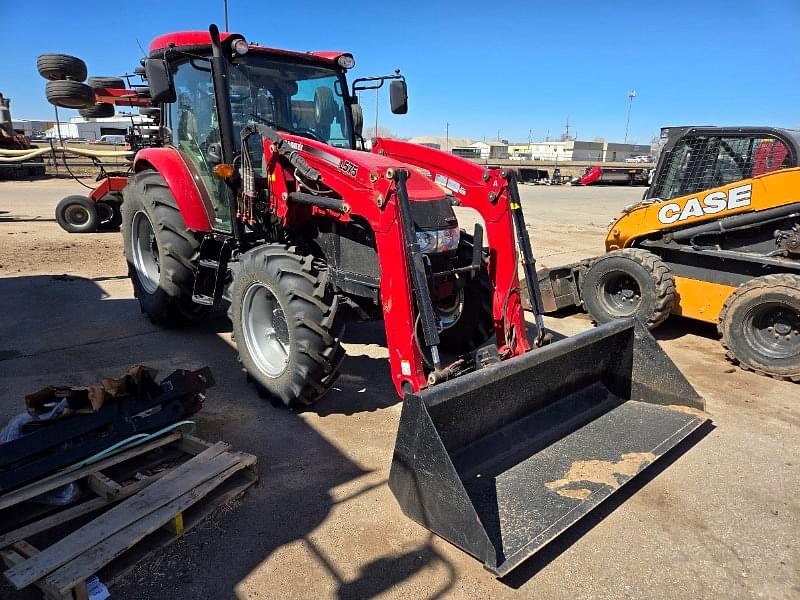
[{"xmin": 371, "ymin": 138, "xmax": 534, "ymax": 353}]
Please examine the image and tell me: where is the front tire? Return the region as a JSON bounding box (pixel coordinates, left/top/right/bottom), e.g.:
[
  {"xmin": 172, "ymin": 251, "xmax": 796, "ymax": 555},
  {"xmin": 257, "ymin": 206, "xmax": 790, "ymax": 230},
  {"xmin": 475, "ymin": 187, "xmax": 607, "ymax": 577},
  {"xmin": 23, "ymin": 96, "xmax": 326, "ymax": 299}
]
[
  {"xmin": 121, "ymin": 170, "xmax": 207, "ymax": 326},
  {"xmin": 231, "ymin": 245, "xmax": 345, "ymax": 407},
  {"xmin": 719, "ymin": 274, "xmax": 800, "ymax": 382},
  {"xmin": 581, "ymin": 248, "xmax": 675, "ymax": 329}
]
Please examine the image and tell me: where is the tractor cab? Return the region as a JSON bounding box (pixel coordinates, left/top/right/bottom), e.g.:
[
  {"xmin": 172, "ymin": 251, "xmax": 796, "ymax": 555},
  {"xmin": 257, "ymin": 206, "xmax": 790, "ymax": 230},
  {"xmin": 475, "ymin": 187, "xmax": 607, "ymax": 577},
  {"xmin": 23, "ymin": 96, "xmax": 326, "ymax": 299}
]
[{"xmin": 145, "ymin": 30, "xmax": 407, "ymax": 233}]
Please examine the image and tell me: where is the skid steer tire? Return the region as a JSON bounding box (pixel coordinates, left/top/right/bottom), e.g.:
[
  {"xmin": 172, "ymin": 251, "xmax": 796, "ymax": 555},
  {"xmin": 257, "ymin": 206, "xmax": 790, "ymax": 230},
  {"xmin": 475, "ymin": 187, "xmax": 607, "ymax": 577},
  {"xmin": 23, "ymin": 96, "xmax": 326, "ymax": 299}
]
[
  {"xmin": 45, "ymin": 80, "xmax": 95, "ymax": 109},
  {"xmin": 55, "ymin": 195, "xmax": 98, "ymax": 233},
  {"xmin": 37, "ymin": 54, "xmax": 87, "ymax": 82},
  {"xmin": 121, "ymin": 170, "xmax": 208, "ymax": 326},
  {"xmin": 231, "ymin": 245, "xmax": 345, "ymax": 408},
  {"xmin": 718, "ymin": 274, "xmax": 800, "ymax": 382},
  {"xmin": 438, "ymin": 233, "xmax": 494, "ymax": 354},
  {"xmin": 580, "ymin": 248, "xmax": 675, "ymax": 329}
]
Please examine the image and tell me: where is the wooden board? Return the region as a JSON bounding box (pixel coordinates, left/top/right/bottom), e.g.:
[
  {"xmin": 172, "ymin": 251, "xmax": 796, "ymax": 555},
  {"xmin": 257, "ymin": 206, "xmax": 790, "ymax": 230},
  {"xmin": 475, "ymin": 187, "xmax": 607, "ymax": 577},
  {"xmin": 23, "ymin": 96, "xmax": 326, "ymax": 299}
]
[
  {"xmin": 3, "ymin": 442, "xmax": 234, "ymax": 589},
  {"xmin": 0, "ymin": 432, "xmax": 181, "ymax": 511},
  {"xmin": 0, "ymin": 472, "xmax": 165, "ymax": 548},
  {"xmin": 95, "ymin": 467, "xmax": 257, "ymax": 588},
  {"xmin": 46, "ymin": 454, "xmax": 256, "ymax": 594}
]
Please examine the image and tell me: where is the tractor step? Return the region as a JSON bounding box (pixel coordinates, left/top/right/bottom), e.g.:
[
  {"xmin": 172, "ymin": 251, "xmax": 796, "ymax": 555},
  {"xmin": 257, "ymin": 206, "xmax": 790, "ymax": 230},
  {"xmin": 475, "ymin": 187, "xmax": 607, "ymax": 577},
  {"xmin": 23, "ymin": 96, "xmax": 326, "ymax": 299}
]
[{"xmin": 192, "ymin": 235, "xmax": 232, "ymax": 307}]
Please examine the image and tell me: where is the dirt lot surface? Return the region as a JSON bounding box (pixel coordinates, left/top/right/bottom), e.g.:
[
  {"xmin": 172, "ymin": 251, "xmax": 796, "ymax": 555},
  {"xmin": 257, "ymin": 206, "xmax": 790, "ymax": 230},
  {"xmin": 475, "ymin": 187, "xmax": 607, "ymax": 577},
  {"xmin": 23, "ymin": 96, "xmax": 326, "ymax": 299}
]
[{"xmin": 1, "ymin": 178, "xmax": 797, "ymax": 599}]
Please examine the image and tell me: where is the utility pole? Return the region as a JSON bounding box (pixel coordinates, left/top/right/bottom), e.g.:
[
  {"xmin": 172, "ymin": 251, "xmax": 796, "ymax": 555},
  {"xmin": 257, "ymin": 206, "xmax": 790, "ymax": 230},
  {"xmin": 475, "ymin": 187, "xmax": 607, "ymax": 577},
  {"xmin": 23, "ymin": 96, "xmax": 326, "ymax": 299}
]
[
  {"xmin": 446, "ymin": 122, "xmax": 450, "ymax": 151},
  {"xmin": 564, "ymin": 116, "xmax": 570, "ymax": 141},
  {"xmin": 223, "ymin": 0, "xmax": 229, "ymax": 30},
  {"xmin": 624, "ymin": 90, "xmax": 637, "ymax": 144}
]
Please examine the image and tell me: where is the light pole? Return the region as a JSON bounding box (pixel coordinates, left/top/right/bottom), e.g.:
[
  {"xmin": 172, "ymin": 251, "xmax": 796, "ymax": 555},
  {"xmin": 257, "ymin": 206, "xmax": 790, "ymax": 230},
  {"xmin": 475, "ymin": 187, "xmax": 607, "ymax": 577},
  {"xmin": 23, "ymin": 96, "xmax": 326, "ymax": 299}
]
[
  {"xmin": 445, "ymin": 122, "xmax": 450, "ymax": 152},
  {"xmin": 624, "ymin": 90, "xmax": 637, "ymax": 144}
]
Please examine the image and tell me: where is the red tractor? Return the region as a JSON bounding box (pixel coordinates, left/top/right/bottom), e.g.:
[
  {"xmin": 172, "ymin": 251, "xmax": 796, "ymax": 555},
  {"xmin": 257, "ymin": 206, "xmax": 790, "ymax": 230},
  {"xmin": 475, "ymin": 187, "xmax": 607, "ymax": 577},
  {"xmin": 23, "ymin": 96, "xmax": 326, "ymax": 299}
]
[{"xmin": 41, "ymin": 26, "xmax": 709, "ymax": 576}]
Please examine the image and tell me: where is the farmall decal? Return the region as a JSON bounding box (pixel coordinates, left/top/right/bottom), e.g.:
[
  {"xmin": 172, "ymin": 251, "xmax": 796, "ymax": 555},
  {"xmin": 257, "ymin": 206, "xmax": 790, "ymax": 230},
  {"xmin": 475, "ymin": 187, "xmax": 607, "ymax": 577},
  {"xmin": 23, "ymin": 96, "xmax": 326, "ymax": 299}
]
[{"xmin": 657, "ymin": 184, "xmax": 752, "ymax": 224}]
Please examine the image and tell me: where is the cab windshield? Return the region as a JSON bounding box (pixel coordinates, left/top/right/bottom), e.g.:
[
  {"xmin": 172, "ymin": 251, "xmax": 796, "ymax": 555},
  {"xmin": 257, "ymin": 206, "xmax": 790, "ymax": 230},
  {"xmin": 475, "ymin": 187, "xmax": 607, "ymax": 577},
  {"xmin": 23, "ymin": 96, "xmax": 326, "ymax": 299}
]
[{"xmin": 228, "ymin": 54, "xmax": 353, "ymax": 149}]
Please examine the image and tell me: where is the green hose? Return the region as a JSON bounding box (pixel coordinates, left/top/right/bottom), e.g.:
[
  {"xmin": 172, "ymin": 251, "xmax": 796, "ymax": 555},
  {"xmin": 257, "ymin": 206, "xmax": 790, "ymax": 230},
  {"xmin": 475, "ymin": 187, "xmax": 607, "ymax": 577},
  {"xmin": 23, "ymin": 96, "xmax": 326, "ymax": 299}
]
[{"xmin": 74, "ymin": 420, "xmax": 197, "ymax": 468}]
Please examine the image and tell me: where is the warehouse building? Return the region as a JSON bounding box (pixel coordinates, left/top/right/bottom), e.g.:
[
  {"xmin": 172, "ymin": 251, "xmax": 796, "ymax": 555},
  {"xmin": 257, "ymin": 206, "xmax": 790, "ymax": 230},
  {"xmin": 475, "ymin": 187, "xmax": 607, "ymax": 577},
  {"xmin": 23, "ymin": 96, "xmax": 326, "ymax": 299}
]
[{"xmin": 41, "ymin": 115, "xmax": 151, "ymax": 141}]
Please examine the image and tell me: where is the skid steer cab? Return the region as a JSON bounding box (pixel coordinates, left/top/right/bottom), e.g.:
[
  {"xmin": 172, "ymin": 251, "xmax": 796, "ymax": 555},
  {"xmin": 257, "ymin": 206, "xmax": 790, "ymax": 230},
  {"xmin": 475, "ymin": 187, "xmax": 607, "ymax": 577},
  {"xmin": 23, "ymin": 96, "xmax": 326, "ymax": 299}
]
[
  {"xmin": 539, "ymin": 126, "xmax": 800, "ymax": 382},
  {"xmin": 43, "ymin": 25, "xmax": 709, "ymax": 575}
]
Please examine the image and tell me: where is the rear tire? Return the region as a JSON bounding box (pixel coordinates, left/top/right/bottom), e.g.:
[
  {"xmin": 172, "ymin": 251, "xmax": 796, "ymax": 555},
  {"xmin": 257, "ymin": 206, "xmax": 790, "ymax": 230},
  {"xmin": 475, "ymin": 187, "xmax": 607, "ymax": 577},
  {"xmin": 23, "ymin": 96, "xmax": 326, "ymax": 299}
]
[
  {"xmin": 121, "ymin": 170, "xmax": 208, "ymax": 326},
  {"xmin": 581, "ymin": 248, "xmax": 675, "ymax": 329},
  {"xmin": 231, "ymin": 245, "xmax": 345, "ymax": 407},
  {"xmin": 718, "ymin": 274, "xmax": 800, "ymax": 382},
  {"xmin": 55, "ymin": 195, "xmax": 98, "ymax": 233}
]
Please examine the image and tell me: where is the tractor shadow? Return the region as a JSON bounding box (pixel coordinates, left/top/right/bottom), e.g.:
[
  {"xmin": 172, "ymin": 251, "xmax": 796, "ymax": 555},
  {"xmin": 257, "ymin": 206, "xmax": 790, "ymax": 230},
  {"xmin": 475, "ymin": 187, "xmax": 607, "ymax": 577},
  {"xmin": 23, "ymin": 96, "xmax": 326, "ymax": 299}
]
[{"xmin": 0, "ymin": 274, "xmax": 457, "ymax": 599}]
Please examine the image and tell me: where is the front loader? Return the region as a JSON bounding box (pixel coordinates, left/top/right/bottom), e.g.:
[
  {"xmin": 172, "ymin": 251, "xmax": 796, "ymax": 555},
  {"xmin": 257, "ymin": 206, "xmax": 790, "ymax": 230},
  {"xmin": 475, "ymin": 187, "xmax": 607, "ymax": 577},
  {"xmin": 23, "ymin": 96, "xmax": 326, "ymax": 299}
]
[
  {"xmin": 539, "ymin": 126, "xmax": 800, "ymax": 382},
  {"xmin": 40, "ymin": 26, "xmax": 708, "ymax": 575}
]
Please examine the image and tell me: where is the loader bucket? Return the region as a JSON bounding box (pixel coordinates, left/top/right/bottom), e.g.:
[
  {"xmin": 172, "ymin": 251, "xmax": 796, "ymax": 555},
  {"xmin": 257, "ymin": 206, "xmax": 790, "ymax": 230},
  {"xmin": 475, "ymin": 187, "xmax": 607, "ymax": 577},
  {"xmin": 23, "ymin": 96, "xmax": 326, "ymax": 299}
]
[{"xmin": 389, "ymin": 319, "xmax": 708, "ymax": 577}]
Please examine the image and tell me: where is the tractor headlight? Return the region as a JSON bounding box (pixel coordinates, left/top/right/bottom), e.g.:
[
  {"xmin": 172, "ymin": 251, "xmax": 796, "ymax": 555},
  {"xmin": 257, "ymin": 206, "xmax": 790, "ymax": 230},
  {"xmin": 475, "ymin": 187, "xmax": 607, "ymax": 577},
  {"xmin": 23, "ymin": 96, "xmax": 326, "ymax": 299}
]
[{"xmin": 415, "ymin": 227, "xmax": 460, "ymax": 253}]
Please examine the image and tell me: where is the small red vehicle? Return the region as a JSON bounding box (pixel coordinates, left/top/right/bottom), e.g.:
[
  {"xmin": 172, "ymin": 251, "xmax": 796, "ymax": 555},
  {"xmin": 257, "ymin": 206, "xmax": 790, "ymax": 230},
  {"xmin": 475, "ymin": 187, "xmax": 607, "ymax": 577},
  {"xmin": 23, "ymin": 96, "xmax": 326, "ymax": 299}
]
[{"xmin": 574, "ymin": 164, "xmax": 650, "ymax": 186}]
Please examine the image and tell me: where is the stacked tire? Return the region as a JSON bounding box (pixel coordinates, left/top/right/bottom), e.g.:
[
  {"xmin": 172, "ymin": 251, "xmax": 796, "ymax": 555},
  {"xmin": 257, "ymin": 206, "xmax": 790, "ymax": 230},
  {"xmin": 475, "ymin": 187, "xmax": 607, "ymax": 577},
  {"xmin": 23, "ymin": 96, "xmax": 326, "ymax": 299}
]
[{"xmin": 37, "ymin": 54, "xmax": 95, "ymax": 110}]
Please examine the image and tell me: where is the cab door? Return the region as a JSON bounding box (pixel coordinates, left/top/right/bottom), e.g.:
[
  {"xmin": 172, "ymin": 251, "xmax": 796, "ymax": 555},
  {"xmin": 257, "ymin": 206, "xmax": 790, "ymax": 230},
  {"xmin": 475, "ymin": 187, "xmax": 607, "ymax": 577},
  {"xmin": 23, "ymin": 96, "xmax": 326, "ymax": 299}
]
[{"xmin": 167, "ymin": 59, "xmax": 233, "ymax": 232}]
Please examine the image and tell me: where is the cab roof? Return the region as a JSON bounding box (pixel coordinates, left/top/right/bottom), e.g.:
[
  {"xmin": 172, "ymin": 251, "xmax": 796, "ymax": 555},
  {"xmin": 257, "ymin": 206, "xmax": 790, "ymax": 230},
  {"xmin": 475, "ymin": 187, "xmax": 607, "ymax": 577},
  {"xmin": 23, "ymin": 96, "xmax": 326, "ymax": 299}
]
[{"xmin": 148, "ymin": 31, "xmax": 349, "ymax": 66}]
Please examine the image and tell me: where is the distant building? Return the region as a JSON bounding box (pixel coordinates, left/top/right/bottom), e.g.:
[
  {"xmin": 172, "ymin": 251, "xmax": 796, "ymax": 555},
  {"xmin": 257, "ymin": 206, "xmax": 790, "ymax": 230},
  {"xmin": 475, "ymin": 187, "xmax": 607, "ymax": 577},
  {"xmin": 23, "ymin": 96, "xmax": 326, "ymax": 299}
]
[
  {"xmin": 507, "ymin": 143, "xmax": 532, "ymax": 160},
  {"xmin": 529, "ymin": 140, "xmax": 650, "ymax": 162},
  {"xmin": 451, "ymin": 146, "xmax": 482, "ymax": 159},
  {"xmin": 42, "ymin": 115, "xmax": 151, "ymax": 141},
  {"xmin": 469, "ymin": 141, "xmax": 508, "ymax": 160},
  {"xmin": 11, "ymin": 120, "xmax": 52, "ymax": 137},
  {"xmin": 603, "ymin": 142, "xmax": 651, "ymax": 162}
]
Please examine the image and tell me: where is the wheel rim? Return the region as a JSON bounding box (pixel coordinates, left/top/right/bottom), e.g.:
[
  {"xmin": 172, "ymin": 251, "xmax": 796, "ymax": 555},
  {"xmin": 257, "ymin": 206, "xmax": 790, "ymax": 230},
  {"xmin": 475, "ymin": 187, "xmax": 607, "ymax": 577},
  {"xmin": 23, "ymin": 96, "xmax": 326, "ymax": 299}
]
[
  {"xmin": 131, "ymin": 211, "xmax": 160, "ymax": 295},
  {"xmin": 64, "ymin": 204, "xmax": 91, "ymax": 227},
  {"xmin": 598, "ymin": 271, "xmax": 642, "ymax": 316},
  {"xmin": 241, "ymin": 282, "xmax": 291, "ymax": 378},
  {"xmin": 435, "ymin": 287, "xmax": 464, "ymax": 331},
  {"xmin": 96, "ymin": 202, "xmax": 113, "ymax": 225},
  {"xmin": 743, "ymin": 302, "xmax": 800, "ymax": 360}
]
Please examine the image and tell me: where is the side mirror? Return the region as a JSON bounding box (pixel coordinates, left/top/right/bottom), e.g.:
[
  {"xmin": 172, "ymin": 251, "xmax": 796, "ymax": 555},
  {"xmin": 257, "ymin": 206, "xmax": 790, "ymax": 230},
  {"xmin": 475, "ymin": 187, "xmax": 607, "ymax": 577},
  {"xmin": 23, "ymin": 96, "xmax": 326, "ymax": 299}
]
[
  {"xmin": 351, "ymin": 103, "xmax": 364, "ymax": 138},
  {"xmin": 145, "ymin": 59, "xmax": 176, "ymax": 104},
  {"xmin": 389, "ymin": 80, "xmax": 408, "ymax": 114}
]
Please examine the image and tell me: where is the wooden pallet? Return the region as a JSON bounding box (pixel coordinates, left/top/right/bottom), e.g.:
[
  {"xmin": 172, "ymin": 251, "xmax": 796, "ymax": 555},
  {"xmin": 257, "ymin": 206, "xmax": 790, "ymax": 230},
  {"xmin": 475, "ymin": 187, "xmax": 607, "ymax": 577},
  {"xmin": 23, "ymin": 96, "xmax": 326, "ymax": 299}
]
[{"xmin": 0, "ymin": 433, "xmax": 257, "ymax": 599}]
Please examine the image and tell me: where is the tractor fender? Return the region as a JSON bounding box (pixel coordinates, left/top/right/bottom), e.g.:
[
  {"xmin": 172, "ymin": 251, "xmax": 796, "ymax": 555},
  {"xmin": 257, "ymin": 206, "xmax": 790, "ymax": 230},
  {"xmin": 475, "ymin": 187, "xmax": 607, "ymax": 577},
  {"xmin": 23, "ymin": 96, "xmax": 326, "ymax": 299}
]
[{"xmin": 133, "ymin": 147, "xmax": 213, "ymax": 231}]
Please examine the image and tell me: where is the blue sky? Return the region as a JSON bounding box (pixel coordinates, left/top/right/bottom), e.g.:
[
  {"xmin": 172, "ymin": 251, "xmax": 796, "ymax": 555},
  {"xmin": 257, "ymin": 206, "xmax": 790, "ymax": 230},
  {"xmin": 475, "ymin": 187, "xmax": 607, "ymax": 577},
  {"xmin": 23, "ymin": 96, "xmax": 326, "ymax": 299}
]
[{"xmin": 2, "ymin": 0, "xmax": 798, "ymax": 144}]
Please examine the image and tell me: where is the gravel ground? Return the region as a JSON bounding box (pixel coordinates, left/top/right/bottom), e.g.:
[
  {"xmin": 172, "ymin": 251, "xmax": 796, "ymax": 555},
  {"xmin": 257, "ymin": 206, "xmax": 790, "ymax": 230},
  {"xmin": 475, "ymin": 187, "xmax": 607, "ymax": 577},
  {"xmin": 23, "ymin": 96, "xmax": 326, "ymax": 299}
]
[{"xmin": 0, "ymin": 178, "xmax": 797, "ymax": 600}]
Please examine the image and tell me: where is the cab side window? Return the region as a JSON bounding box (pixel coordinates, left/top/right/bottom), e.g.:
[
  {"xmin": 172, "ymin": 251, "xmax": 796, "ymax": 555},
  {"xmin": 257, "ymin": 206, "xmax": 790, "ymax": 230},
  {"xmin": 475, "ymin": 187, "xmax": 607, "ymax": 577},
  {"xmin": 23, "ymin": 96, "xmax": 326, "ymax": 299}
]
[{"xmin": 655, "ymin": 135, "xmax": 791, "ymax": 200}]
